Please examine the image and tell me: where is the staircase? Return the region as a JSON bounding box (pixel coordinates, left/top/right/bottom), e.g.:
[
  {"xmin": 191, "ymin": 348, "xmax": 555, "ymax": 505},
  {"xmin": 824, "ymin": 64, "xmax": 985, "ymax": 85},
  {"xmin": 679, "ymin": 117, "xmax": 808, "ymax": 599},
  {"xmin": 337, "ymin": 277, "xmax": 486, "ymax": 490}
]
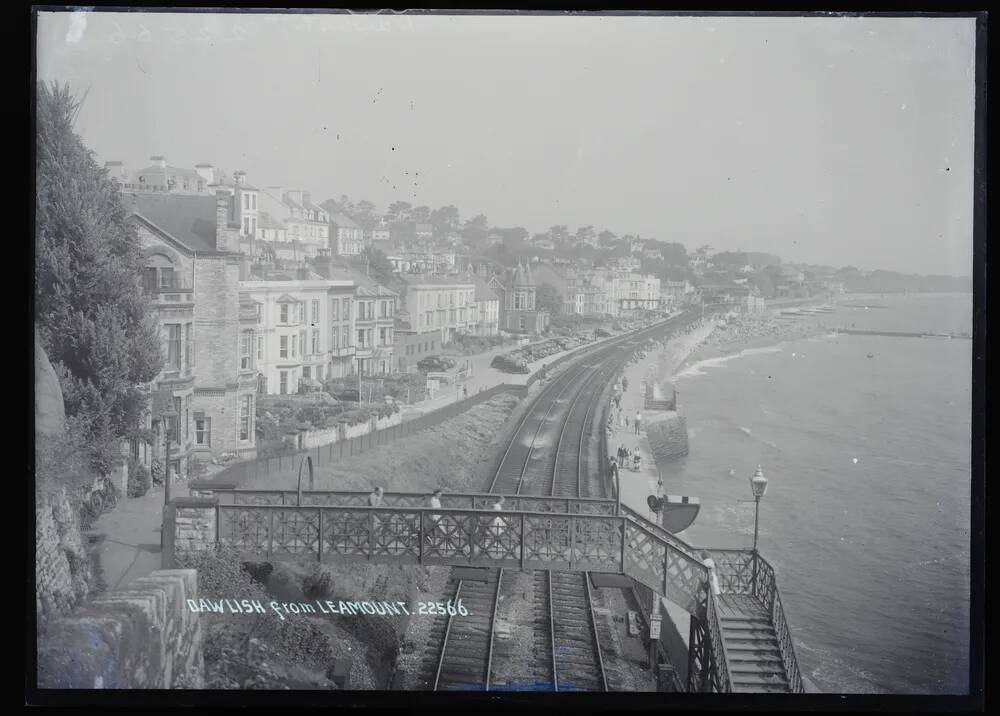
[{"xmin": 718, "ymin": 613, "xmax": 791, "ymax": 692}]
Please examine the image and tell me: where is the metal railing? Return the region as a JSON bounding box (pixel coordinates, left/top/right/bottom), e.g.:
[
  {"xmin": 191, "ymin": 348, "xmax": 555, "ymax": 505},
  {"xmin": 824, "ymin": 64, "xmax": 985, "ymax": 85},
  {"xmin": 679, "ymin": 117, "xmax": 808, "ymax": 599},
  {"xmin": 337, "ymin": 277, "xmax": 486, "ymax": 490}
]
[{"xmin": 703, "ymin": 548, "xmax": 804, "ymax": 693}]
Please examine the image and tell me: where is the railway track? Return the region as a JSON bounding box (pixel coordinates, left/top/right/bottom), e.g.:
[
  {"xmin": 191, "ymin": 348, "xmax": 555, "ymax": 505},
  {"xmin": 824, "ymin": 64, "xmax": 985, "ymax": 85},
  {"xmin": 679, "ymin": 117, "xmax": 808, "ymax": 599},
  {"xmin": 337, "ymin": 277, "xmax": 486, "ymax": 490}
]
[{"xmin": 424, "ymin": 310, "xmax": 705, "ymax": 691}]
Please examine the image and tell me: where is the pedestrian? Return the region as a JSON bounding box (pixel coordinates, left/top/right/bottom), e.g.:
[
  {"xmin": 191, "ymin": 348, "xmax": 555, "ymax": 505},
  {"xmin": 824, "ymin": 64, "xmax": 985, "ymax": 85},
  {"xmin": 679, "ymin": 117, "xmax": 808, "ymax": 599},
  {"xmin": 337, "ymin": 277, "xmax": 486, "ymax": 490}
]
[
  {"xmin": 424, "ymin": 489, "xmax": 444, "ymax": 543},
  {"xmin": 486, "ymin": 495, "xmax": 507, "ymax": 558},
  {"xmin": 368, "ymin": 486, "xmax": 384, "ymax": 545},
  {"xmin": 634, "ymin": 410, "xmax": 642, "ymax": 435},
  {"xmin": 701, "ymin": 550, "xmax": 722, "ymax": 596},
  {"xmin": 623, "ymin": 377, "xmax": 629, "ymax": 392},
  {"xmin": 625, "ymin": 415, "xmax": 630, "ymax": 430}
]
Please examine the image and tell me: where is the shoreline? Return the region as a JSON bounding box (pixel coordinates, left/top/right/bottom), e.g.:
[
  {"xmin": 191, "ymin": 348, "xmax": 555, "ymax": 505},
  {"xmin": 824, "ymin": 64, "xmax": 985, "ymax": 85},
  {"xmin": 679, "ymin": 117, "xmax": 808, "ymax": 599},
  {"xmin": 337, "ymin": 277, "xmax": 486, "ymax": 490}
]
[{"xmin": 672, "ymin": 312, "xmax": 828, "ymax": 379}]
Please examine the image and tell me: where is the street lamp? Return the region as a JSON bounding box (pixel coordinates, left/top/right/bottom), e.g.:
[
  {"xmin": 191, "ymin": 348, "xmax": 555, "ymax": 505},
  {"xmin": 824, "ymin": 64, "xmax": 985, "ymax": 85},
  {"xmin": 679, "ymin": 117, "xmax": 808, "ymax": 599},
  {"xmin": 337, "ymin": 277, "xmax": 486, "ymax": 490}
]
[
  {"xmin": 749, "ymin": 464, "xmax": 768, "ymax": 593},
  {"xmin": 160, "ymin": 403, "xmax": 178, "ymax": 506}
]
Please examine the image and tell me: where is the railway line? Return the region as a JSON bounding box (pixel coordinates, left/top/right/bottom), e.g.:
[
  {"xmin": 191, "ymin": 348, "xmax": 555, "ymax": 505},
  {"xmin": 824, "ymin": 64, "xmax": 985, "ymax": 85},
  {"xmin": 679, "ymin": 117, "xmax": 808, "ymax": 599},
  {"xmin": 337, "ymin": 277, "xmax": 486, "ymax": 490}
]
[{"xmin": 421, "ymin": 310, "xmax": 705, "ymax": 691}]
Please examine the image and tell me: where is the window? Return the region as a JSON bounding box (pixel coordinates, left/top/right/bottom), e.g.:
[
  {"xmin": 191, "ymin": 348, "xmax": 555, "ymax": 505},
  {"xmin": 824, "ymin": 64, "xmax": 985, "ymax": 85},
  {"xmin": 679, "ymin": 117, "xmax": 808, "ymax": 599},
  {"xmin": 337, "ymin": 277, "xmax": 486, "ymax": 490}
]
[
  {"xmin": 344, "ymin": 300, "xmax": 351, "ymax": 320},
  {"xmin": 316, "ymin": 365, "xmax": 323, "ymax": 381},
  {"xmin": 303, "ymin": 366, "xmax": 311, "ymax": 379},
  {"xmin": 311, "ymin": 329, "xmax": 319, "ymax": 354},
  {"xmin": 242, "ymin": 217, "xmax": 250, "ymax": 235},
  {"xmin": 257, "ymin": 336, "xmax": 263, "ymax": 361},
  {"xmin": 251, "ymin": 194, "xmax": 257, "ymax": 210},
  {"xmin": 519, "ymin": 316, "xmax": 526, "ymax": 330},
  {"xmin": 239, "ymin": 395, "xmax": 252, "ymax": 441},
  {"xmin": 291, "ymin": 334, "xmax": 297, "ymax": 358},
  {"xmin": 331, "ymin": 327, "xmax": 338, "ymax": 350},
  {"xmin": 185, "ymin": 324, "xmax": 193, "ymax": 373},
  {"xmin": 165, "ymin": 324, "xmax": 181, "ymax": 371},
  {"xmin": 357, "ymin": 330, "xmax": 365, "ymax": 348},
  {"xmin": 299, "ymin": 332, "xmax": 306, "ymax": 357},
  {"xmin": 331, "ymin": 299, "xmax": 339, "ymax": 321},
  {"xmin": 311, "ymin": 300, "xmax": 319, "ymax": 325},
  {"xmin": 240, "ymin": 331, "xmax": 253, "ymax": 371},
  {"xmin": 280, "ymin": 336, "xmax": 288, "ymax": 358},
  {"xmin": 195, "ymin": 418, "xmax": 211, "ymax": 447},
  {"xmin": 243, "ymin": 193, "xmax": 250, "ymax": 210},
  {"xmin": 279, "ymin": 371, "xmax": 288, "ymax": 395},
  {"xmin": 280, "ymin": 303, "xmax": 289, "ymax": 323}
]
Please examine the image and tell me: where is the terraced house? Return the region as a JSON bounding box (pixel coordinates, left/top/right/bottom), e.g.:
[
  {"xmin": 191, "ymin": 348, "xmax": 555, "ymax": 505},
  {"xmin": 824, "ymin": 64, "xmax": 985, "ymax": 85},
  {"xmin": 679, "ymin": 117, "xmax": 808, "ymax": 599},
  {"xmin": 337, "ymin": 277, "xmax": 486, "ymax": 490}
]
[
  {"xmin": 312, "ymin": 258, "xmax": 396, "ymax": 376},
  {"xmin": 239, "ymin": 267, "xmax": 356, "ymax": 395},
  {"xmin": 128, "ymin": 188, "xmax": 259, "ymax": 469}
]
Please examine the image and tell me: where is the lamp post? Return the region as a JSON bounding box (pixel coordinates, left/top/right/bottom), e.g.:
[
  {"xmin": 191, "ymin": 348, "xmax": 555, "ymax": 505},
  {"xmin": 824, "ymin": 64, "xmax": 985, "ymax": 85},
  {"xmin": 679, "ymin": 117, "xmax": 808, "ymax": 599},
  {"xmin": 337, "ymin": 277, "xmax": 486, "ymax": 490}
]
[
  {"xmin": 749, "ymin": 464, "xmax": 768, "ymax": 594},
  {"xmin": 160, "ymin": 403, "xmax": 178, "ymax": 506}
]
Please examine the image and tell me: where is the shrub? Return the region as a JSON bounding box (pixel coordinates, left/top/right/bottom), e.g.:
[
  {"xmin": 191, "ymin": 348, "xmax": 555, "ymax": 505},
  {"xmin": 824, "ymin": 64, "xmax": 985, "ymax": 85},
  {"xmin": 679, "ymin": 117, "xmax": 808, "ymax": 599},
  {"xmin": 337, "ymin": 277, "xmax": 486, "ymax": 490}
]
[
  {"xmin": 301, "ymin": 565, "xmax": 333, "ymax": 600},
  {"xmin": 126, "ymin": 459, "xmax": 151, "ymax": 498}
]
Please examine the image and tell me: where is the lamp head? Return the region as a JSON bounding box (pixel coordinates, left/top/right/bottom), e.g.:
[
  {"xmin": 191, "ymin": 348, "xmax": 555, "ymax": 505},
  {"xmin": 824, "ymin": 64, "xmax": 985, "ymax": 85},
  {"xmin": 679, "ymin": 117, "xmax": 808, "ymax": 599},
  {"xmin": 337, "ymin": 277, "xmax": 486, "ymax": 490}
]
[{"xmin": 750, "ymin": 464, "xmax": 768, "ymax": 499}]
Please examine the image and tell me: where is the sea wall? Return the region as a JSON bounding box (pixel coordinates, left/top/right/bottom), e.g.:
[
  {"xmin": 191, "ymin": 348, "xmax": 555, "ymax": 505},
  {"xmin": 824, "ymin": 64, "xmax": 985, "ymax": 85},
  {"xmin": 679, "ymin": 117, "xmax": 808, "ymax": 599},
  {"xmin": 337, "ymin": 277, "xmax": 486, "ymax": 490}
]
[
  {"xmin": 37, "ymin": 569, "xmax": 204, "ymax": 689},
  {"xmin": 646, "ymin": 414, "xmax": 690, "ymax": 462}
]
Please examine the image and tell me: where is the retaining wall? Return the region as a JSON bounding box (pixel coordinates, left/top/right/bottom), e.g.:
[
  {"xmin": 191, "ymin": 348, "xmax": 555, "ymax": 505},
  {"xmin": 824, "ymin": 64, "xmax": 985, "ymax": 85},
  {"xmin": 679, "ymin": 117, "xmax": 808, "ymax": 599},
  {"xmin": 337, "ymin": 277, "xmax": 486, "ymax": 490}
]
[{"xmin": 37, "ymin": 569, "xmax": 203, "ymax": 689}]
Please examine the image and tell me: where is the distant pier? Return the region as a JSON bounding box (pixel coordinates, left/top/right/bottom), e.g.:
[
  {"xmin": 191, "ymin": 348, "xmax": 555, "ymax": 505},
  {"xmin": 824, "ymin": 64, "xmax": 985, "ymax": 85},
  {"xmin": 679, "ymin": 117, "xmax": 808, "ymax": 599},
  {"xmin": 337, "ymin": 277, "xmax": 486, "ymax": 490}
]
[{"xmin": 827, "ymin": 327, "xmax": 971, "ymax": 340}]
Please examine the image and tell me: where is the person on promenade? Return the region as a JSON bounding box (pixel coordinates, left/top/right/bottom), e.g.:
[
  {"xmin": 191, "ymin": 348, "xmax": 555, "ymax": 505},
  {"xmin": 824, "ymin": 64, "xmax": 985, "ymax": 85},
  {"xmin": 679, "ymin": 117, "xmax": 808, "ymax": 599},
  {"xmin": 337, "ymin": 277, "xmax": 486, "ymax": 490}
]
[
  {"xmin": 625, "ymin": 414, "xmax": 630, "ymax": 430},
  {"xmin": 484, "ymin": 496, "xmax": 507, "ymax": 558},
  {"xmin": 424, "ymin": 489, "xmax": 444, "ymax": 544},
  {"xmin": 622, "ymin": 377, "xmax": 629, "ymax": 392},
  {"xmin": 368, "ymin": 486, "xmax": 385, "ymax": 546},
  {"xmin": 634, "ymin": 410, "xmax": 642, "ymax": 435},
  {"xmin": 463, "ymin": 385, "xmax": 468, "ymax": 399},
  {"xmin": 701, "ymin": 550, "xmax": 722, "ymax": 596}
]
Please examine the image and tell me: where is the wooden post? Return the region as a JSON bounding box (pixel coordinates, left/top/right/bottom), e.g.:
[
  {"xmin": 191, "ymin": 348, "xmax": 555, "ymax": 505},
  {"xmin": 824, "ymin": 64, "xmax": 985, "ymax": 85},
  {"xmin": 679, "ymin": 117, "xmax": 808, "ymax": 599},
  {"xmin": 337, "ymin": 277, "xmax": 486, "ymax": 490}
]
[
  {"xmin": 160, "ymin": 503, "xmax": 177, "ymax": 569},
  {"xmin": 317, "ymin": 508, "xmax": 323, "ymax": 563},
  {"xmin": 520, "ymin": 513, "xmax": 526, "ymax": 569}
]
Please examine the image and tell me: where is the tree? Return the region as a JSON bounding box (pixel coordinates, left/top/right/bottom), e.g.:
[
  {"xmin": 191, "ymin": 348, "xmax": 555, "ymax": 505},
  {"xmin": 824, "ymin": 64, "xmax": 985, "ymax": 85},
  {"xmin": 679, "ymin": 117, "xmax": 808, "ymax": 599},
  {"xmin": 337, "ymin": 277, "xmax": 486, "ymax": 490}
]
[
  {"xmin": 430, "ymin": 205, "xmax": 460, "ymax": 234},
  {"xmin": 462, "ymin": 214, "xmax": 489, "ymax": 241},
  {"xmin": 410, "ymin": 205, "xmax": 431, "ymax": 223},
  {"xmin": 575, "ymin": 225, "xmax": 596, "ymax": 246},
  {"xmin": 598, "ymin": 230, "xmax": 617, "ymax": 247},
  {"xmin": 388, "ymin": 201, "xmax": 412, "ymax": 222},
  {"xmin": 536, "ymin": 282, "xmax": 562, "ymax": 315},
  {"xmin": 361, "ymin": 247, "xmax": 395, "ymax": 285},
  {"xmin": 35, "ymin": 82, "xmax": 162, "ymax": 471},
  {"xmin": 549, "ymin": 225, "xmax": 570, "ymax": 242},
  {"xmin": 352, "ymin": 200, "xmax": 378, "ymax": 226}
]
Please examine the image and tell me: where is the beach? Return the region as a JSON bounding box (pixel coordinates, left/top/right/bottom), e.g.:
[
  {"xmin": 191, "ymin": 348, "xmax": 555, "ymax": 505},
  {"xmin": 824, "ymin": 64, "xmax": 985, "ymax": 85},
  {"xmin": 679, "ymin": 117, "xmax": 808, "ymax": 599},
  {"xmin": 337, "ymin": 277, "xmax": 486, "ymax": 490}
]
[{"xmin": 674, "ymin": 310, "xmax": 829, "ymax": 377}]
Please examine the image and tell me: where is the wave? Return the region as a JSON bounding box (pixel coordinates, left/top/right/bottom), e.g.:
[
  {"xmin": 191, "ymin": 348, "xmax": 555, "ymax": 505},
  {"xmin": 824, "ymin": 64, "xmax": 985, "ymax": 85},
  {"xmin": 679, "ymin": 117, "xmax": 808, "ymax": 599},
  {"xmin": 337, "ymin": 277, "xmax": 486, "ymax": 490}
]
[{"xmin": 674, "ymin": 345, "xmax": 785, "ymax": 379}]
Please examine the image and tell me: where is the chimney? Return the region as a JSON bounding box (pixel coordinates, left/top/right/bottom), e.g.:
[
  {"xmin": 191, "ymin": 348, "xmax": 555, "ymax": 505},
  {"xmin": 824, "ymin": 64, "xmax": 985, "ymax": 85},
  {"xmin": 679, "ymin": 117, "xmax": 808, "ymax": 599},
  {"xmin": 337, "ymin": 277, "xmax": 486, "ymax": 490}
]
[
  {"xmin": 234, "ymin": 170, "xmax": 247, "ymax": 185},
  {"xmin": 150, "ymin": 155, "xmax": 166, "ymax": 169},
  {"xmin": 215, "ymin": 190, "xmax": 238, "ymax": 252}
]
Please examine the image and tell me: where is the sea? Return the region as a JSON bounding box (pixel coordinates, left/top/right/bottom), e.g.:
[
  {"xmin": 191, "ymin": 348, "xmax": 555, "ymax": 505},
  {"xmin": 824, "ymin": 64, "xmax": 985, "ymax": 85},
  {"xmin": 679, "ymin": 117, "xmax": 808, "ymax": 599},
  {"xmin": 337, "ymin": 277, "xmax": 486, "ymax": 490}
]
[{"xmin": 667, "ymin": 293, "xmax": 972, "ymax": 694}]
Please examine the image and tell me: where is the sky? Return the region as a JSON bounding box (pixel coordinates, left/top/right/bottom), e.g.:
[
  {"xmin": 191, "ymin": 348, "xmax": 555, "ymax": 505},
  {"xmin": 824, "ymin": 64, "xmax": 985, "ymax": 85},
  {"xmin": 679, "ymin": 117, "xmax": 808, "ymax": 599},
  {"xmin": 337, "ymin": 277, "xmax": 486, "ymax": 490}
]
[{"xmin": 36, "ymin": 11, "xmax": 977, "ymax": 276}]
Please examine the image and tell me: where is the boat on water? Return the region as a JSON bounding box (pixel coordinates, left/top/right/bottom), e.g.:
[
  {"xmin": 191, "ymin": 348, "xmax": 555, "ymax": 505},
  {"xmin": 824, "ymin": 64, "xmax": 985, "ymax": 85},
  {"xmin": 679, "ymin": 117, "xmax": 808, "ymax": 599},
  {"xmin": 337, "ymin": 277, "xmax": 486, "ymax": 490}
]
[
  {"xmin": 921, "ymin": 333, "xmax": 952, "ymax": 340},
  {"xmin": 867, "ymin": 353, "xmax": 875, "ymax": 358}
]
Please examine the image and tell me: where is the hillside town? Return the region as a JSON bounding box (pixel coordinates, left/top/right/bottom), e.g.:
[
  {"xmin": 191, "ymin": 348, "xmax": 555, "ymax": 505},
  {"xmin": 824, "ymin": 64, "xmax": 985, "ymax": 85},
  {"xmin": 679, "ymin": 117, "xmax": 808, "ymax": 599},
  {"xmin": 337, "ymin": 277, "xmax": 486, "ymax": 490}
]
[{"xmin": 104, "ymin": 155, "xmax": 884, "ymax": 478}]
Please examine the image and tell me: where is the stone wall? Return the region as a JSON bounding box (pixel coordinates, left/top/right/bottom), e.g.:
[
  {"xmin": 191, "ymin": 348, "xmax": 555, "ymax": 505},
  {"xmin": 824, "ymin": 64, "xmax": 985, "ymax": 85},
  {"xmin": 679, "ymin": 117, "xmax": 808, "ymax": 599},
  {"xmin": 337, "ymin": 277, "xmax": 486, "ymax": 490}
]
[
  {"xmin": 36, "ymin": 487, "xmax": 92, "ymax": 624},
  {"xmin": 646, "ymin": 414, "xmax": 690, "ymax": 463},
  {"xmin": 163, "ymin": 498, "xmax": 218, "ymax": 567},
  {"xmin": 37, "ymin": 569, "xmax": 204, "ymax": 689}
]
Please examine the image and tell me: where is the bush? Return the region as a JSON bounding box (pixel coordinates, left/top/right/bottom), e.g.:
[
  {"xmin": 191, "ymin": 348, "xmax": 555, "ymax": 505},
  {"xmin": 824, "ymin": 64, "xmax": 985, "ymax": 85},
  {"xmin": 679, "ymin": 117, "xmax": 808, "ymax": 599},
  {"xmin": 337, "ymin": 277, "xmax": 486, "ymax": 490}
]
[
  {"xmin": 301, "ymin": 565, "xmax": 333, "ymax": 600},
  {"xmin": 126, "ymin": 459, "xmax": 151, "ymax": 498}
]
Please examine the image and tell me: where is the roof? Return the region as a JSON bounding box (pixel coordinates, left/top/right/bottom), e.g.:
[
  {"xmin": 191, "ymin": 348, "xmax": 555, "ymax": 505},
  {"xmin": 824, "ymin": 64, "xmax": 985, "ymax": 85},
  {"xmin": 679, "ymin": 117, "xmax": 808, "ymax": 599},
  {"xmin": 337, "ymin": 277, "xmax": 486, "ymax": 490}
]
[
  {"xmin": 258, "ymin": 212, "xmax": 286, "ymax": 230},
  {"xmin": 397, "ymin": 273, "xmax": 474, "ymax": 288},
  {"xmin": 303, "ymin": 199, "xmax": 326, "ymax": 214},
  {"xmin": 472, "ymin": 276, "xmax": 500, "ymax": 302},
  {"xmin": 283, "ymin": 193, "xmax": 303, "ymax": 211},
  {"xmin": 324, "ymin": 264, "xmax": 397, "ymax": 296},
  {"xmin": 131, "ymin": 193, "xmax": 220, "ymax": 253},
  {"xmin": 136, "ymin": 165, "xmax": 202, "ymax": 180},
  {"xmin": 330, "ymin": 213, "xmax": 361, "ymax": 230}
]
